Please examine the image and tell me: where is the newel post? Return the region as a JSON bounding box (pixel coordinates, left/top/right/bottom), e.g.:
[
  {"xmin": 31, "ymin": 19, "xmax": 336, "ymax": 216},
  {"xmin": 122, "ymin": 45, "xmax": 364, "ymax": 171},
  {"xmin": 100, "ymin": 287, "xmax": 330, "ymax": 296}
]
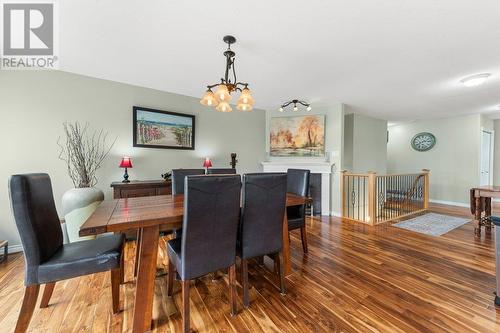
[
  {"xmin": 340, "ymin": 170, "xmax": 347, "ymax": 218},
  {"xmin": 422, "ymin": 169, "xmax": 430, "ymax": 210},
  {"xmin": 367, "ymin": 171, "xmax": 377, "ymax": 226}
]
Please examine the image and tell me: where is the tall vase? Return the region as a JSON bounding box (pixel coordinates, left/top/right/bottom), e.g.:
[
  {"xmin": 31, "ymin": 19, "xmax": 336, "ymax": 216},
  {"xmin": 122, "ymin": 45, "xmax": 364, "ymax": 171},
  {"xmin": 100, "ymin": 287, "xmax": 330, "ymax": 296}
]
[{"xmin": 62, "ymin": 187, "xmax": 104, "ymax": 243}]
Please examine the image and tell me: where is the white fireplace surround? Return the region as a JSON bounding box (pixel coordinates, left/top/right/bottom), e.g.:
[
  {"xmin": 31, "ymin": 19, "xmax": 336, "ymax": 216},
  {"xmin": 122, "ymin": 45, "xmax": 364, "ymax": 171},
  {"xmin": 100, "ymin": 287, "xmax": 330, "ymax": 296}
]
[{"xmin": 261, "ymin": 160, "xmax": 334, "ymax": 215}]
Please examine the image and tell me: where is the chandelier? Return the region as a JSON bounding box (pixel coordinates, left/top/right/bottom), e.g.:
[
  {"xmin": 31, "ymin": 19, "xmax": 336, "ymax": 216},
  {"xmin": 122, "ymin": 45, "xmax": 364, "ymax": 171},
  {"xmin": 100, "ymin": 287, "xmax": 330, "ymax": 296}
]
[
  {"xmin": 279, "ymin": 99, "xmax": 312, "ymax": 112},
  {"xmin": 200, "ymin": 35, "xmax": 254, "ymax": 112}
]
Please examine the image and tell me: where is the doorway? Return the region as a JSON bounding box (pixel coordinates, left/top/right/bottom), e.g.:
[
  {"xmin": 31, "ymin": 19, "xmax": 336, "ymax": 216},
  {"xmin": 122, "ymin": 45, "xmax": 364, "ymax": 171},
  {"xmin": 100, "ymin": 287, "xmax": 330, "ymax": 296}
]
[{"xmin": 480, "ymin": 129, "xmax": 494, "ymax": 186}]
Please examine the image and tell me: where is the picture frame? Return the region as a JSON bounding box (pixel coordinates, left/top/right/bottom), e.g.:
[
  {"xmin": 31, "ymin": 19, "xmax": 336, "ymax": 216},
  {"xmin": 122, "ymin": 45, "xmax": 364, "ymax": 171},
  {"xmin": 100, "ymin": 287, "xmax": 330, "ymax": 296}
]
[
  {"xmin": 133, "ymin": 106, "xmax": 195, "ymax": 150},
  {"xmin": 269, "ymin": 114, "xmax": 325, "ymax": 157}
]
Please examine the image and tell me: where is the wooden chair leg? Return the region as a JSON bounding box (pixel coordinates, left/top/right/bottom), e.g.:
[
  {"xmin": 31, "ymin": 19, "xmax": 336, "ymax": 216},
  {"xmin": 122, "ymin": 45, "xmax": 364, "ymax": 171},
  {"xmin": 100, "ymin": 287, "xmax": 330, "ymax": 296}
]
[
  {"xmin": 167, "ymin": 258, "xmax": 174, "ymax": 297},
  {"xmin": 15, "ymin": 285, "xmax": 40, "ymax": 333},
  {"xmin": 300, "ymin": 225, "xmax": 308, "ymax": 254},
  {"xmin": 277, "ymin": 252, "xmax": 286, "ymax": 295},
  {"xmin": 111, "ymin": 268, "xmax": 120, "ymax": 314},
  {"xmin": 182, "ymin": 280, "xmax": 190, "ymax": 333},
  {"xmin": 40, "ymin": 282, "xmax": 55, "ymax": 308},
  {"xmin": 241, "ymin": 259, "xmax": 249, "ymax": 308},
  {"xmin": 228, "ymin": 264, "xmax": 237, "ymax": 316}
]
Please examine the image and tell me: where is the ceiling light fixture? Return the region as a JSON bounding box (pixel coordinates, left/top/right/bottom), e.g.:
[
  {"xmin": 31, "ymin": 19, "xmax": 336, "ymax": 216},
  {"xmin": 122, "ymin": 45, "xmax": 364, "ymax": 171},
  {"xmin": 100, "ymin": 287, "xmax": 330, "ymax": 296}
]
[
  {"xmin": 460, "ymin": 73, "xmax": 491, "ymax": 87},
  {"xmin": 278, "ymin": 99, "xmax": 312, "ymax": 112},
  {"xmin": 200, "ymin": 35, "xmax": 253, "ymax": 112}
]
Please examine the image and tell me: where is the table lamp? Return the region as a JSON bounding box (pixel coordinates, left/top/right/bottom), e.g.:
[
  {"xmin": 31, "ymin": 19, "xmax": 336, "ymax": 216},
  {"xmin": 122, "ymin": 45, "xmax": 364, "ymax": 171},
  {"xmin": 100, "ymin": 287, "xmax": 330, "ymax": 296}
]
[
  {"xmin": 119, "ymin": 157, "xmax": 133, "ymax": 183},
  {"xmin": 203, "ymin": 157, "xmax": 212, "ymax": 173}
]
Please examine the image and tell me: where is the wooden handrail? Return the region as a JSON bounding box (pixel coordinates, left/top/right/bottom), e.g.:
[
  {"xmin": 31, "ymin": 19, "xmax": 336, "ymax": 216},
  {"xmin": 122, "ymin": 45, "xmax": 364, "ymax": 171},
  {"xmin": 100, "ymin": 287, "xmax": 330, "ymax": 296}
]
[{"xmin": 341, "ymin": 169, "xmax": 430, "ymax": 225}]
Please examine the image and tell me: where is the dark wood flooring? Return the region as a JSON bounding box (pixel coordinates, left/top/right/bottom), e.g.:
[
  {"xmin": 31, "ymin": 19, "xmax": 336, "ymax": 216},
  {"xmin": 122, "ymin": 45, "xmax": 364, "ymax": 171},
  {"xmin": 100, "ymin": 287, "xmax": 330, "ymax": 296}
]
[{"xmin": 0, "ymin": 203, "xmax": 498, "ymax": 332}]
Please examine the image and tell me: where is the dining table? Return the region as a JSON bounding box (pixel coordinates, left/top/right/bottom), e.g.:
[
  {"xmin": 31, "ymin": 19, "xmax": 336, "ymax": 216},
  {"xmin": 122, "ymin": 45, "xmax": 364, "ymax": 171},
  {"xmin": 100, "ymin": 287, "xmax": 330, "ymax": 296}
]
[
  {"xmin": 470, "ymin": 186, "xmax": 499, "ymax": 236},
  {"xmin": 79, "ymin": 192, "xmax": 311, "ymax": 333}
]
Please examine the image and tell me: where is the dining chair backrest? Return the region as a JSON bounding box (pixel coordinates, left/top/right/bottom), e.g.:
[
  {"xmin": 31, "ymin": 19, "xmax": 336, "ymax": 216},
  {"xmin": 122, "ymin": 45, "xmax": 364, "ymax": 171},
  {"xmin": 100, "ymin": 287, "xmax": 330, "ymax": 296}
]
[
  {"xmin": 9, "ymin": 173, "xmax": 63, "ymax": 285},
  {"xmin": 239, "ymin": 173, "xmax": 287, "ymax": 259},
  {"xmin": 206, "ymin": 168, "xmax": 237, "ymax": 175},
  {"xmin": 287, "ymin": 169, "xmax": 310, "ymax": 197},
  {"xmin": 171, "ymin": 169, "xmax": 205, "ymax": 195},
  {"xmin": 180, "ymin": 175, "xmax": 241, "ymax": 280}
]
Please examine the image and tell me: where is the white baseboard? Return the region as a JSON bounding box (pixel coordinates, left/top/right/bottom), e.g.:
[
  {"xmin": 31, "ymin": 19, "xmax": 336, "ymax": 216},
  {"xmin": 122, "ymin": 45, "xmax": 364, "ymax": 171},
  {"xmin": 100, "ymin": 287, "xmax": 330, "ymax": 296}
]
[
  {"xmin": 7, "ymin": 244, "xmax": 23, "ymax": 253},
  {"xmin": 429, "ymin": 199, "xmax": 468, "ymax": 208},
  {"xmin": 330, "ymin": 211, "xmax": 341, "ymax": 217}
]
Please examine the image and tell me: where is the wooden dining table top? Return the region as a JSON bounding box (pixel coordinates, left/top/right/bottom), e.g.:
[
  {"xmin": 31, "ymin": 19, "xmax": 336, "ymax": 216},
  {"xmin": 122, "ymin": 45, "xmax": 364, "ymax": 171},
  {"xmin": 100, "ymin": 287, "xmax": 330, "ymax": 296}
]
[
  {"xmin": 471, "ymin": 185, "xmax": 500, "ymax": 192},
  {"xmin": 80, "ymin": 193, "xmax": 311, "ymax": 237}
]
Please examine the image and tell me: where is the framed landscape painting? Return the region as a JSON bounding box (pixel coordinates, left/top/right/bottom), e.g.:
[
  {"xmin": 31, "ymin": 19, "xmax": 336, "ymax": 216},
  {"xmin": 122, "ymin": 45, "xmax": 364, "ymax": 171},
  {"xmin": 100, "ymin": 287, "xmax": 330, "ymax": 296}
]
[
  {"xmin": 270, "ymin": 115, "xmax": 325, "ymax": 157},
  {"xmin": 133, "ymin": 106, "xmax": 195, "ymax": 150}
]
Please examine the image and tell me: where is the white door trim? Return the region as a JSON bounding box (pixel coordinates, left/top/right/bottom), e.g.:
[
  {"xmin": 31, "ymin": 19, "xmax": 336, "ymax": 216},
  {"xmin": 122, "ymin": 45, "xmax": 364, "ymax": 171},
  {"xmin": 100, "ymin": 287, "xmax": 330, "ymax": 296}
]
[{"xmin": 480, "ymin": 127, "xmax": 494, "ymax": 186}]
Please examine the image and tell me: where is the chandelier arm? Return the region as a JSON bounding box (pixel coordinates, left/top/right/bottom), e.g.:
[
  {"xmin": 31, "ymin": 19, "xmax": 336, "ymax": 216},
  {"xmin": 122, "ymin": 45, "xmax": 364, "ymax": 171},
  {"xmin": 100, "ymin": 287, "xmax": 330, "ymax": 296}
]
[
  {"xmin": 297, "ymin": 101, "xmax": 310, "ymax": 107},
  {"xmin": 224, "ymin": 54, "xmax": 232, "ymax": 83},
  {"xmin": 281, "ymin": 101, "xmax": 293, "ymax": 108},
  {"xmin": 207, "ymin": 83, "xmax": 223, "ymax": 89},
  {"xmin": 232, "ymin": 58, "xmax": 237, "ymax": 84}
]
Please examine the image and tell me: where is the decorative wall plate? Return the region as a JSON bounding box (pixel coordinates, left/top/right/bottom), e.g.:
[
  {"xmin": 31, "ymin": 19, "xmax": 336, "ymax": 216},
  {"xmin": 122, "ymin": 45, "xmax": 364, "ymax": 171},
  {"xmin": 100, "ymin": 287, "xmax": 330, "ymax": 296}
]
[{"xmin": 411, "ymin": 132, "xmax": 436, "ymax": 151}]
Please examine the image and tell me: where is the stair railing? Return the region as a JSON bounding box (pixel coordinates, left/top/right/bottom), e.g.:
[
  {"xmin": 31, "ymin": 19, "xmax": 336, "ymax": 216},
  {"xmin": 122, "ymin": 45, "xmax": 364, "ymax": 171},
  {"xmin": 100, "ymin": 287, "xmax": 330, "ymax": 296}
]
[{"xmin": 340, "ymin": 169, "xmax": 429, "ymax": 225}]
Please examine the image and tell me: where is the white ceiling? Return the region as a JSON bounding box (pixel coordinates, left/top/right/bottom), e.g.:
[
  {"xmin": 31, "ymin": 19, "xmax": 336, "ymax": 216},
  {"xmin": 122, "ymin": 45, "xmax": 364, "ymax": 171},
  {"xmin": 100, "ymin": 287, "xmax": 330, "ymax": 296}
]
[{"xmin": 60, "ymin": 0, "xmax": 500, "ymax": 120}]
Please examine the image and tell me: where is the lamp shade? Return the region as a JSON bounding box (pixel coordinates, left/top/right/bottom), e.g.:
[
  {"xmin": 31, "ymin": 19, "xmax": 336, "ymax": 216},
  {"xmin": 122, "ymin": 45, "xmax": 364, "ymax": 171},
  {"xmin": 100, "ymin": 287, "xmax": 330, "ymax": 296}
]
[
  {"xmin": 203, "ymin": 158, "xmax": 212, "ymax": 168},
  {"xmin": 237, "ymin": 103, "xmax": 253, "ymax": 111},
  {"xmin": 200, "ymin": 89, "xmax": 218, "ymax": 106},
  {"xmin": 119, "ymin": 157, "xmax": 133, "ymax": 168},
  {"xmin": 215, "ymin": 84, "xmax": 231, "ymax": 102},
  {"xmin": 216, "ymin": 101, "xmax": 232, "ymax": 112},
  {"xmin": 237, "ymin": 88, "xmax": 254, "ymax": 106}
]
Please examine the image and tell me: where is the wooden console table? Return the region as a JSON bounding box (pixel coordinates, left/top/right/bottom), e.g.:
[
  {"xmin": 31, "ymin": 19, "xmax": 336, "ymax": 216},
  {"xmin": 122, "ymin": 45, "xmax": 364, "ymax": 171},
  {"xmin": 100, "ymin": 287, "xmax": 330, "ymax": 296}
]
[
  {"xmin": 111, "ymin": 180, "xmax": 171, "ymax": 199},
  {"xmin": 470, "ymin": 186, "xmax": 498, "ymax": 236}
]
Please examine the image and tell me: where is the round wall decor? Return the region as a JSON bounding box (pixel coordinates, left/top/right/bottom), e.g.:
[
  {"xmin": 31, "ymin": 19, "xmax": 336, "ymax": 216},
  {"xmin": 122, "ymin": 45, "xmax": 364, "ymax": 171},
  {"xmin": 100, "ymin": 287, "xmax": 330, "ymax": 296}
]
[{"xmin": 411, "ymin": 132, "xmax": 436, "ymax": 151}]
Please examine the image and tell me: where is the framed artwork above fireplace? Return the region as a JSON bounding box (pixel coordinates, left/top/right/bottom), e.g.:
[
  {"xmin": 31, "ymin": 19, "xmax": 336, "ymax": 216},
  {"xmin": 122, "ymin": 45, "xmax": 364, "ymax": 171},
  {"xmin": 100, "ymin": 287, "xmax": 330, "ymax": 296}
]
[{"xmin": 269, "ymin": 115, "xmax": 325, "ymax": 157}]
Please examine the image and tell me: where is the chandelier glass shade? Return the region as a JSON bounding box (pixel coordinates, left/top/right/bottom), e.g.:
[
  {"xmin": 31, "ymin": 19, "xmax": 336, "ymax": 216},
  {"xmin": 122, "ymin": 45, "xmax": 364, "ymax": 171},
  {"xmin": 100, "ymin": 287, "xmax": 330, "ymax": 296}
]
[
  {"xmin": 216, "ymin": 101, "xmax": 232, "ymax": 112},
  {"xmin": 200, "ymin": 90, "xmax": 218, "ymax": 106},
  {"xmin": 200, "ymin": 35, "xmax": 253, "ymax": 112},
  {"xmin": 279, "ymin": 99, "xmax": 312, "ymax": 112}
]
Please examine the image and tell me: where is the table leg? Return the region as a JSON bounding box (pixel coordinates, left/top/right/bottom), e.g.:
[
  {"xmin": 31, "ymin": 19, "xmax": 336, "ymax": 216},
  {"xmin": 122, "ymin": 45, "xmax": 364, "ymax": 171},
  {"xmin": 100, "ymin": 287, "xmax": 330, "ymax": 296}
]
[
  {"xmin": 474, "ymin": 196, "xmax": 482, "ymax": 236},
  {"xmin": 282, "ymin": 209, "xmax": 291, "ymax": 276},
  {"xmin": 485, "ymin": 197, "xmax": 492, "ymax": 233},
  {"xmin": 132, "ymin": 225, "xmax": 159, "ymax": 333}
]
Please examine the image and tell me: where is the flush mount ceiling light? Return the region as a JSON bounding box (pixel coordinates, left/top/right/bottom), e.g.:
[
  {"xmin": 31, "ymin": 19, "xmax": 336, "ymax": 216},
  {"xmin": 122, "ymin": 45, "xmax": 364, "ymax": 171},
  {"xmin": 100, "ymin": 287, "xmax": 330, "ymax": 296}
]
[
  {"xmin": 200, "ymin": 35, "xmax": 254, "ymax": 112},
  {"xmin": 460, "ymin": 73, "xmax": 491, "ymax": 87},
  {"xmin": 278, "ymin": 99, "xmax": 312, "ymax": 112}
]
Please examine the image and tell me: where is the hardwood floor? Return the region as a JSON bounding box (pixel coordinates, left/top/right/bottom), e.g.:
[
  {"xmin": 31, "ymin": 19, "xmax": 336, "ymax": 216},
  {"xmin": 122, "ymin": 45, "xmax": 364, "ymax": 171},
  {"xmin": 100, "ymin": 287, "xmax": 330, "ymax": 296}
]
[{"xmin": 0, "ymin": 203, "xmax": 499, "ymax": 332}]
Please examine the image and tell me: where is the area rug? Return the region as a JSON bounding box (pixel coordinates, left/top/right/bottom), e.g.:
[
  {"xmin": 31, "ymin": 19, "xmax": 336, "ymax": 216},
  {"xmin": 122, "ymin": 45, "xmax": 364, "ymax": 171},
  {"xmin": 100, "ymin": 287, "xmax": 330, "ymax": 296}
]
[{"xmin": 393, "ymin": 213, "xmax": 470, "ymax": 237}]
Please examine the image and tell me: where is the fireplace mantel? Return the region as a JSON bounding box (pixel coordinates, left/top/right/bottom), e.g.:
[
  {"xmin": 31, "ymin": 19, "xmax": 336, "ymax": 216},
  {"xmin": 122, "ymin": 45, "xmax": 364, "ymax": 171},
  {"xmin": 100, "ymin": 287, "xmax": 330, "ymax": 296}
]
[{"xmin": 261, "ymin": 160, "xmax": 334, "ymax": 215}]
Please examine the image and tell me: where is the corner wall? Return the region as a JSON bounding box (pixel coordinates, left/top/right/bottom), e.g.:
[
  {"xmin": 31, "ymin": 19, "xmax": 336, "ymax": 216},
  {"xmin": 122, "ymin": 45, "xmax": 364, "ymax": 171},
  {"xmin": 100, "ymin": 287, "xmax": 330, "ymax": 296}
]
[
  {"xmin": 343, "ymin": 113, "xmax": 387, "ymax": 174},
  {"xmin": 387, "ymin": 114, "xmax": 481, "ymax": 205}
]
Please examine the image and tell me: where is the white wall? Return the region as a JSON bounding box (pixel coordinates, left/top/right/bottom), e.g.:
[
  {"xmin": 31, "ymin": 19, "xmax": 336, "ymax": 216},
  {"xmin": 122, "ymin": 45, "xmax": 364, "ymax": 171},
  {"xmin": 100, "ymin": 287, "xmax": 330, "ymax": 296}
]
[
  {"xmin": 265, "ymin": 104, "xmax": 345, "ymax": 215},
  {"xmin": 387, "ymin": 114, "xmax": 481, "ymax": 205},
  {"xmin": 343, "ymin": 114, "xmax": 354, "ymax": 171},
  {"xmin": 0, "ymin": 71, "xmax": 266, "ymax": 249},
  {"xmin": 493, "ymin": 119, "xmax": 500, "ymax": 186},
  {"xmin": 343, "ymin": 113, "xmax": 387, "ymax": 174}
]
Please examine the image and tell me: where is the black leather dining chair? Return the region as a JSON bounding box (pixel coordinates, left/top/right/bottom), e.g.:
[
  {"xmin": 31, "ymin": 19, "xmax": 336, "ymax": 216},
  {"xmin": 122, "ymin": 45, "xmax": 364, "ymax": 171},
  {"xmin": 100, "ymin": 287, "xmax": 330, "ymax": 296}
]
[
  {"xmin": 8, "ymin": 174, "xmax": 124, "ymax": 333},
  {"xmin": 206, "ymin": 168, "xmax": 237, "ymax": 175},
  {"xmin": 171, "ymin": 169, "xmax": 206, "ymax": 194},
  {"xmin": 238, "ymin": 173, "xmax": 287, "ymax": 307},
  {"xmin": 287, "ymin": 169, "xmax": 311, "ymax": 253},
  {"xmin": 166, "ymin": 175, "xmax": 241, "ymax": 333}
]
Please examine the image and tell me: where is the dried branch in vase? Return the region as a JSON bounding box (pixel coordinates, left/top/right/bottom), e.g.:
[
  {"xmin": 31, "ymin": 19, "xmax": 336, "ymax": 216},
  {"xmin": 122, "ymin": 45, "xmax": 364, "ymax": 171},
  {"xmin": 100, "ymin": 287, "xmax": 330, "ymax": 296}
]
[{"xmin": 58, "ymin": 122, "xmax": 116, "ymax": 188}]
